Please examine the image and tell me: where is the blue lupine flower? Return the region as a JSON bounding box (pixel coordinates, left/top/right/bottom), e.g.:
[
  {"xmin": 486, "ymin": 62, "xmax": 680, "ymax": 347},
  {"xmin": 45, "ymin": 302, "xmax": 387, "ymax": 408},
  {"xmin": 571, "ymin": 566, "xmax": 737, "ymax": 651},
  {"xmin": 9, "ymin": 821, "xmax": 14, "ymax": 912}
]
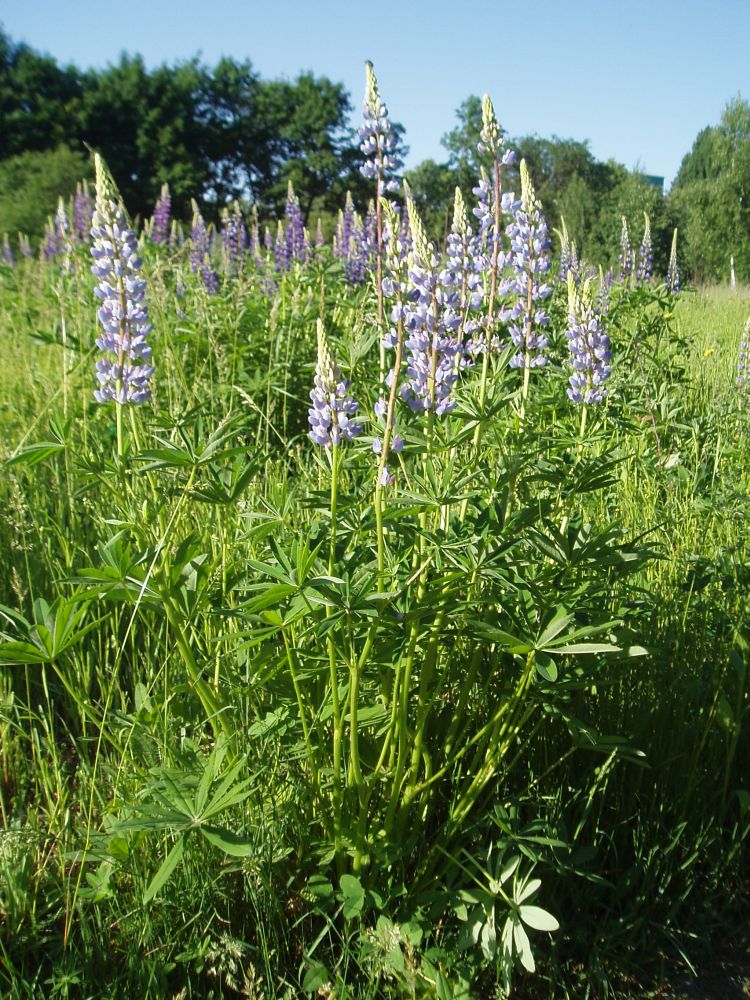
[
  {"xmin": 308, "ymin": 320, "xmax": 363, "ymax": 446},
  {"xmin": 399, "ymin": 193, "xmax": 461, "ymax": 415},
  {"xmin": 151, "ymin": 184, "xmax": 171, "ymax": 245},
  {"xmin": 737, "ymin": 318, "xmax": 750, "ymax": 390},
  {"xmin": 503, "ymin": 160, "xmax": 552, "ymax": 370},
  {"xmin": 221, "ymin": 202, "xmax": 247, "ymax": 270},
  {"xmin": 90, "ymin": 154, "xmax": 153, "ymax": 405},
  {"xmin": 358, "ymin": 62, "xmax": 402, "ymax": 195},
  {"xmin": 190, "ymin": 201, "xmax": 219, "ymax": 295},
  {"xmin": 74, "ymin": 181, "xmax": 94, "ymax": 242},
  {"xmin": 637, "ymin": 213, "xmax": 653, "ymax": 283},
  {"xmin": 666, "ymin": 228, "xmax": 680, "ymax": 294},
  {"xmin": 2, "ymin": 233, "xmax": 14, "ymax": 267},
  {"xmin": 566, "ymin": 272, "xmax": 611, "ymax": 405},
  {"xmin": 280, "ymin": 181, "xmax": 309, "ymax": 269},
  {"xmin": 618, "ymin": 217, "xmax": 632, "ymax": 284}
]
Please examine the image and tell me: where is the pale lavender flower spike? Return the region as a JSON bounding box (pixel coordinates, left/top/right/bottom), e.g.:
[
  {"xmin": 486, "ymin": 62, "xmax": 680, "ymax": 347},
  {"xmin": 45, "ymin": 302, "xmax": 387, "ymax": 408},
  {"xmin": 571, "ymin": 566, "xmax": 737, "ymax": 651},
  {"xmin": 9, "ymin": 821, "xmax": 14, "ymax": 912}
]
[
  {"xmin": 358, "ymin": 62, "xmax": 402, "ymax": 196},
  {"xmin": 308, "ymin": 320, "xmax": 363, "ymax": 446},
  {"xmin": 90, "ymin": 154, "xmax": 154, "ymax": 405},
  {"xmin": 565, "ymin": 272, "xmax": 611, "ymax": 405}
]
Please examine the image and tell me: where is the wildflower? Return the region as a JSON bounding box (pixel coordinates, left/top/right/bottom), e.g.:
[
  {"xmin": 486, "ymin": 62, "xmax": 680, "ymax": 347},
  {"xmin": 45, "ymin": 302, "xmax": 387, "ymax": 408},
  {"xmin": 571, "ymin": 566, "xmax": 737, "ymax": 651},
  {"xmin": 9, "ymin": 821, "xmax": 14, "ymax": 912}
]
[
  {"xmin": 557, "ymin": 217, "xmax": 571, "ymax": 280},
  {"xmin": 566, "ymin": 272, "xmax": 611, "ymax": 405},
  {"xmin": 90, "ymin": 153, "xmax": 153, "ymax": 405},
  {"xmin": 221, "ymin": 202, "xmax": 247, "ymax": 270},
  {"xmin": 151, "ymin": 183, "xmax": 171, "ymax": 244},
  {"xmin": 2, "ymin": 233, "xmax": 13, "ymax": 267},
  {"xmin": 308, "ymin": 320, "xmax": 363, "ymax": 446},
  {"xmin": 190, "ymin": 201, "xmax": 219, "ymax": 295},
  {"xmin": 504, "ymin": 160, "xmax": 552, "ymax": 371},
  {"xmin": 400, "ymin": 192, "xmax": 461, "ymax": 415},
  {"xmin": 358, "ymin": 62, "xmax": 402, "ymax": 195},
  {"xmin": 666, "ymin": 228, "xmax": 680, "ymax": 294},
  {"xmin": 637, "ymin": 212, "xmax": 653, "ymax": 283},
  {"xmin": 618, "ymin": 217, "xmax": 632, "ymax": 284},
  {"xmin": 279, "ymin": 181, "xmax": 309, "ymax": 270},
  {"xmin": 737, "ymin": 318, "xmax": 750, "ymax": 390},
  {"xmin": 18, "ymin": 233, "xmax": 33, "ymax": 259},
  {"xmin": 74, "ymin": 180, "xmax": 94, "ymax": 241}
]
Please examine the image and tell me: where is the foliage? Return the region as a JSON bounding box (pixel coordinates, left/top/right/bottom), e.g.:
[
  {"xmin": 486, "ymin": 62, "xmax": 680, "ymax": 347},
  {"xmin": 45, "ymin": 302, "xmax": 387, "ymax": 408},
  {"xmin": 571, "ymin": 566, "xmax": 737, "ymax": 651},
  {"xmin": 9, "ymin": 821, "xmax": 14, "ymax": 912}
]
[{"xmin": 0, "ymin": 146, "xmax": 89, "ymax": 243}]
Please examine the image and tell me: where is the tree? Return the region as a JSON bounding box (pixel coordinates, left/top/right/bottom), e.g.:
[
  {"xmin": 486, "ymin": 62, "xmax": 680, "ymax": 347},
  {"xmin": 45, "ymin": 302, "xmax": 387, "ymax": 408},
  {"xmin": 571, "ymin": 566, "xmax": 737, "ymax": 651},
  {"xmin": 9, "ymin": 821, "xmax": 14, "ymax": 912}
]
[
  {"xmin": 670, "ymin": 97, "xmax": 750, "ymax": 282},
  {"xmin": 0, "ymin": 146, "xmax": 89, "ymax": 243}
]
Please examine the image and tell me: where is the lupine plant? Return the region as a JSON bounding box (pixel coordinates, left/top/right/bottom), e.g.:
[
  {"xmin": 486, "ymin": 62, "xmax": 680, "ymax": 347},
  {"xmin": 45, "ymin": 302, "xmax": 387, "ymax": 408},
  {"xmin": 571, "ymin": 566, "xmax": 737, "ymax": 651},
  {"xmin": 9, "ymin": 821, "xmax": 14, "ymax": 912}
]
[{"xmin": 151, "ymin": 183, "xmax": 171, "ymax": 244}]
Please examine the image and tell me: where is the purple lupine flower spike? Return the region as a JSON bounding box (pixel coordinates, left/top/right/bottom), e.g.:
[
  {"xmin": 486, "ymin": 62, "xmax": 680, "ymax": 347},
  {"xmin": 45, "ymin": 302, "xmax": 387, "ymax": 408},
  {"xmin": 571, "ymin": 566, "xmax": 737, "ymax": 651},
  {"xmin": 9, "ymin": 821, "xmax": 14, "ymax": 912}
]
[
  {"xmin": 2, "ymin": 233, "xmax": 14, "ymax": 267},
  {"xmin": 190, "ymin": 200, "xmax": 219, "ymax": 295},
  {"xmin": 618, "ymin": 217, "xmax": 632, "ymax": 284},
  {"xmin": 504, "ymin": 160, "xmax": 552, "ymax": 370},
  {"xmin": 282, "ymin": 181, "xmax": 308, "ymax": 268},
  {"xmin": 637, "ymin": 212, "xmax": 653, "ymax": 283},
  {"xmin": 308, "ymin": 320, "xmax": 363, "ymax": 446},
  {"xmin": 222, "ymin": 202, "xmax": 247, "ymax": 270},
  {"xmin": 558, "ymin": 217, "xmax": 571, "ymax": 281},
  {"xmin": 737, "ymin": 318, "xmax": 750, "ymax": 390},
  {"xmin": 399, "ymin": 188, "xmax": 460, "ymax": 415},
  {"xmin": 151, "ymin": 183, "xmax": 171, "ymax": 244},
  {"xmin": 90, "ymin": 153, "xmax": 154, "ymax": 405},
  {"xmin": 565, "ymin": 272, "xmax": 611, "ymax": 405},
  {"xmin": 74, "ymin": 180, "xmax": 94, "ymax": 241},
  {"xmin": 666, "ymin": 228, "xmax": 680, "ymax": 294}
]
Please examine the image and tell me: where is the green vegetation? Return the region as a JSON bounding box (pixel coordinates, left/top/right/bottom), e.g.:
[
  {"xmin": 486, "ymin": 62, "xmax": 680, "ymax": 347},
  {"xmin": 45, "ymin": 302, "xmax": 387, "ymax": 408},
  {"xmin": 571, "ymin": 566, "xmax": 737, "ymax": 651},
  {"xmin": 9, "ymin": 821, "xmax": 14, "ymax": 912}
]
[{"xmin": 0, "ymin": 224, "xmax": 748, "ymax": 997}]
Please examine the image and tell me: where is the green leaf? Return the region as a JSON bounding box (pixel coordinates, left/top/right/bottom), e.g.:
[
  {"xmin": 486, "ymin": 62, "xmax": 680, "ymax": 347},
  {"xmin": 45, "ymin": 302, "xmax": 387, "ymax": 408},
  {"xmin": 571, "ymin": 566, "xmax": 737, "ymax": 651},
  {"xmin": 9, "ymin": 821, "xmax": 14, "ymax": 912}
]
[
  {"xmin": 513, "ymin": 918, "xmax": 535, "ymax": 972},
  {"xmin": 519, "ymin": 904, "xmax": 560, "ymax": 932},
  {"xmin": 200, "ymin": 825, "xmax": 255, "ymax": 857},
  {"xmin": 535, "ymin": 652, "xmax": 558, "ymax": 682},
  {"xmin": 302, "ymin": 961, "xmax": 330, "ymax": 993},
  {"xmin": 144, "ymin": 834, "xmax": 185, "ymax": 903},
  {"xmin": 339, "ymin": 873, "xmax": 365, "ymax": 920},
  {"xmin": 4, "ymin": 441, "xmax": 65, "ymax": 467}
]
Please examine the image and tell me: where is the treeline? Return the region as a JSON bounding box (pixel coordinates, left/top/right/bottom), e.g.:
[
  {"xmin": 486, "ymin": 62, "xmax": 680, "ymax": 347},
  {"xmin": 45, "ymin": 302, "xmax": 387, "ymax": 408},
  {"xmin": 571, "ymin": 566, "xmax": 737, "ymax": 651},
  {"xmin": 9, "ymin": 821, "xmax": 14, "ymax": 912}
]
[{"xmin": 1, "ymin": 28, "xmax": 749, "ymax": 282}]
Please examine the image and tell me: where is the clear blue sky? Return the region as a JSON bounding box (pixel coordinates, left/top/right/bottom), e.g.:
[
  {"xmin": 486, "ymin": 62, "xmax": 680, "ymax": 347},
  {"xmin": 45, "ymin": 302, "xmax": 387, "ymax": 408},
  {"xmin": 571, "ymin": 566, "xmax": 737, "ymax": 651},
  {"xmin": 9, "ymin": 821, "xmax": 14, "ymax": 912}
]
[{"xmin": 2, "ymin": 0, "xmax": 748, "ymax": 187}]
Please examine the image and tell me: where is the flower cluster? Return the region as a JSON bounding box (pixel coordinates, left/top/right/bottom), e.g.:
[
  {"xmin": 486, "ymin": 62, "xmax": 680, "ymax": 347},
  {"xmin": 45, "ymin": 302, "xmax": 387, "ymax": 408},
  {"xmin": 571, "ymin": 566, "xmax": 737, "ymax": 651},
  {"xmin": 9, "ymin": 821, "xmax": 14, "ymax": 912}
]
[
  {"xmin": 308, "ymin": 320, "xmax": 363, "ymax": 446},
  {"xmin": 358, "ymin": 62, "xmax": 402, "ymax": 195},
  {"xmin": 503, "ymin": 160, "xmax": 552, "ymax": 370},
  {"xmin": 666, "ymin": 228, "xmax": 680, "ymax": 294},
  {"xmin": 737, "ymin": 318, "xmax": 750, "ymax": 390},
  {"xmin": 190, "ymin": 201, "xmax": 220, "ymax": 295},
  {"xmin": 333, "ymin": 192, "xmax": 375, "ymax": 285},
  {"xmin": 222, "ymin": 202, "xmax": 248, "ymax": 270},
  {"xmin": 398, "ymin": 193, "xmax": 461, "ymax": 415},
  {"xmin": 565, "ymin": 273, "xmax": 611, "ymax": 405},
  {"xmin": 618, "ymin": 217, "xmax": 632, "ymax": 284},
  {"xmin": 2, "ymin": 233, "xmax": 13, "ymax": 267},
  {"xmin": 275, "ymin": 182, "xmax": 309, "ymax": 271},
  {"xmin": 637, "ymin": 213, "xmax": 653, "ymax": 283},
  {"xmin": 151, "ymin": 184, "xmax": 171, "ymax": 245},
  {"xmin": 74, "ymin": 181, "xmax": 94, "ymax": 241},
  {"xmin": 90, "ymin": 154, "xmax": 153, "ymax": 405}
]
